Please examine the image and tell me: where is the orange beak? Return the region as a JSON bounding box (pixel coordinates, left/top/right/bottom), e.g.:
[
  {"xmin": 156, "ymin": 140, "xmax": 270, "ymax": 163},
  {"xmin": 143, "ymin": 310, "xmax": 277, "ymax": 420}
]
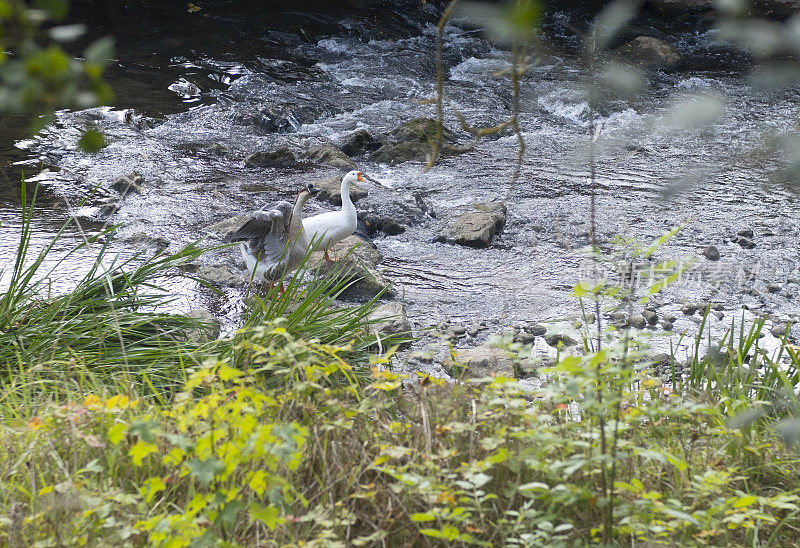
[{"xmin": 356, "ymin": 171, "xmax": 365, "ymax": 182}]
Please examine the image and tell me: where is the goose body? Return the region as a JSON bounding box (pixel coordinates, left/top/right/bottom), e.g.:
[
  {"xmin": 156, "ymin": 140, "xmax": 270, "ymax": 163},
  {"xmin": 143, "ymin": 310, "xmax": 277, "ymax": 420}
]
[
  {"xmin": 228, "ymin": 183, "xmax": 321, "ymax": 284},
  {"xmin": 303, "ymin": 170, "xmax": 364, "ymax": 259}
]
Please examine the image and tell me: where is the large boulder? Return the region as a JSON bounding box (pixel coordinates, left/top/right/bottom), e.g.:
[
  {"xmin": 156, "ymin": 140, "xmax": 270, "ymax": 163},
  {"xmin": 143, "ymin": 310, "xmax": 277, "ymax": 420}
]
[
  {"xmin": 245, "ymin": 147, "xmax": 299, "ymax": 168},
  {"xmin": 446, "ymin": 202, "xmax": 507, "ymax": 248},
  {"xmin": 370, "ymin": 141, "xmax": 431, "ymax": 165},
  {"xmin": 310, "ymin": 235, "xmax": 392, "ymax": 300},
  {"xmin": 314, "ymin": 176, "xmax": 367, "ymax": 206},
  {"xmin": 392, "ymin": 117, "xmax": 456, "ymax": 143},
  {"xmin": 444, "ymin": 344, "xmax": 516, "ymax": 378},
  {"xmin": 615, "ymin": 36, "xmax": 683, "ymax": 68},
  {"xmin": 302, "ymin": 144, "xmax": 356, "ymax": 170}
]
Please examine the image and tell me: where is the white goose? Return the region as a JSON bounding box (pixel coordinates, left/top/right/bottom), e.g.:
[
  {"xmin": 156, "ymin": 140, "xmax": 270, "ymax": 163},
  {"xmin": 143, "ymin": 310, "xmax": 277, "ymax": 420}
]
[
  {"xmin": 228, "ymin": 183, "xmax": 321, "ymax": 291},
  {"xmin": 303, "ymin": 169, "xmax": 365, "ymax": 261}
]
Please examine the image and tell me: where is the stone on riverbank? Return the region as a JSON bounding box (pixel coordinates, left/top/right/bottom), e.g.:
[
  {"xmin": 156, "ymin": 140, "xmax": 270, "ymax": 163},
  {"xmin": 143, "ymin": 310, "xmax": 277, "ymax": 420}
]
[
  {"xmin": 447, "ymin": 202, "xmax": 507, "ymax": 248},
  {"xmin": 703, "ymin": 245, "xmax": 720, "ymax": 261},
  {"xmin": 444, "ymin": 344, "xmax": 516, "ymax": 378}
]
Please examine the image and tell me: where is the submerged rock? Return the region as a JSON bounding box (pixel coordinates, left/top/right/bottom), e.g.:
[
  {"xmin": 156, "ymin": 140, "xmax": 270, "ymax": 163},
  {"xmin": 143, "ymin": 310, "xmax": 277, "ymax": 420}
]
[
  {"xmin": 447, "ymin": 202, "xmax": 507, "ymax": 248},
  {"xmin": 315, "ymin": 176, "xmax": 367, "ymax": 205},
  {"xmin": 311, "ymin": 235, "xmax": 391, "ymax": 299},
  {"xmin": 616, "ymin": 36, "xmax": 683, "ymax": 67},
  {"xmin": 370, "ymin": 117, "xmax": 460, "ymax": 165},
  {"xmin": 302, "ymin": 144, "xmax": 356, "ymax": 170},
  {"xmin": 444, "ymin": 344, "xmax": 516, "ymax": 378},
  {"xmin": 111, "ymin": 173, "xmax": 144, "ymax": 196},
  {"xmin": 737, "ymin": 237, "xmax": 757, "ymax": 249},
  {"xmin": 371, "ymin": 141, "xmax": 431, "ymax": 165},
  {"xmin": 341, "ymin": 129, "xmax": 382, "ymax": 156},
  {"xmin": 245, "ymin": 147, "xmax": 298, "ymax": 168}
]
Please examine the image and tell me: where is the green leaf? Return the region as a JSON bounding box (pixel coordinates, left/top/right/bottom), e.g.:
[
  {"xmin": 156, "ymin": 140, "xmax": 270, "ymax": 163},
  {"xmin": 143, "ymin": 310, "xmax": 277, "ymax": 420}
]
[
  {"xmin": 411, "ymin": 512, "xmax": 436, "ymax": 522},
  {"xmin": 84, "ymin": 37, "xmax": 115, "ymax": 67},
  {"xmin": 188, "ymin": 458, "xmax": 224, "ymax": 486},
  {"xmin": 129, "ymin": 441, "xmax": 158, "ymax": 466},
  {"xmin": 107, "ymin": 422, "xmax": 128, "ymax": 445},
  {"xmin": 77, "ymin": 129, "xmax": 106, "ymax": 153},
  {"xmin": 249, "ymin": 504, "xmax": 281, "ymax": 530},
  {"xmin": 140, "ymin": 477, "xmax": 166, "ymax": 502},
  {"xmin": 733, "ymin": 495, "xmax": 758, "ymax": 508},
  {"xmin": 216, "ymin": 500, "xmax": 243, "ymax": 530},
  {"xmin": 35, "ymin": 0, "xmax": 69, "ymax": 20}
]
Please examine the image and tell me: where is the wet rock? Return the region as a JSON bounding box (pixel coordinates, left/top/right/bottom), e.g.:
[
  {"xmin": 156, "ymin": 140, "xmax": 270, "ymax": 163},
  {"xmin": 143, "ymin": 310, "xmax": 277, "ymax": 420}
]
[
  {"xmin": 125, "ymin": 231, "xmax": 169, "ymax": 249},
  {"xmin": 206, "ymin": 142, "xmax": 229, "ymax": 156},
  {"xmin": 341, "ymin": 129, "xmax": 382, "ymax": 156},
  {"xmin": 737, "ymin": 228, "xmax": 755, "ymax": 239},
  {"xmin": 111, "ymin": 173, "xmax": 144, "ymax": 196},
  {"xmin": 444, "ymin": 344, "xmax": 515, "ymax": 378},
  {"xmin": 363, "ymin": 213, "xmax": 406, "ymax": 235},
  {"xmin": 715, "ymin": 311, "xmax": 725, "ymax": 320},
  {"xmin": 627, "ymin": 316, "xmax": 647, "ymax": 329},
  {"xmin": 315, "ymin": 176, "xmax": 367, "ymax": 206},
  {"xmin": 449, "ymin": 325, "xmax": 467, "ymax": 338},
  {"xmin": 199, "ymin": 265, "xmax": 242, "ymax": 287},
  {"xmin": 185, "ymin": 309, "xmax": 221, "ymax": 343},
  {"xmin": 788, "ymin": 277, "xmax": 800, "ymax": 284},
  {"xmin": 766, "ymin": 283, "xmax": 781, "ymax": 293},
  {"xmin": 738, "ymin": 237, "xmax": 757, "ymax": 249},
  {"xmin": 702, "ymin": 245, "xmax": 720, "ymax": 261},
  {"xmin": 245, "ymin": 147, "xmax": 298, "ymax": 168},
  {"xmin": 370, "ymin": 141, "xmax": 431, "ymax": 165},
  {"xmin": 310, "ymin": 235, "xmax": 391, "ymax": 299},
  {"xmin": 392, "ymin": 117, "xmax": 456, "ymax": 143},
  {"xmin": 661, "ymin": 321, "xmax": 674, "ymax": 331},
  {"xmin": 642, "ymin": 310, "xmax": 659, "ymax": 325},
  {"xmin": 616, "ymin": 36, "xmax": 683, "ymax": 67},
  {"xmin": 302, "ymin": 144, "xmax": 356, "ymax": 170},
  {"xmin": 662, "ymin": 312, "xmax": 677, "ymax": 323},
  {"xmin": 370, "ymin": 117, "xmax": 459, "ymax": 165},
  {"xmin": 447, "ymin": 202, "xmax": 507, "ymax": 248},
  {"xmin": 204, "ymin": 215, "xmax": 249, "ymax": 240},
  {"xmin": 467, "ymin": 326, "xmax": 480, "ymax": 337},
  {"xmin": 361, "ymin": 195, "xmax": 430, "ymax": 236},
  {"xmin": 515, "ymin": 331, "xmax": 536, "ymax": 344},
  {"xmin": 681, "ymin": 304, "xmax": 697, "ymax": 316},
  {"xmin": 544, "ymin": 333, "xmax": 578, "ymax": 348},
  {"xmin": 368, "ymin": 302, "xmax": 411, "ymax": 338}
]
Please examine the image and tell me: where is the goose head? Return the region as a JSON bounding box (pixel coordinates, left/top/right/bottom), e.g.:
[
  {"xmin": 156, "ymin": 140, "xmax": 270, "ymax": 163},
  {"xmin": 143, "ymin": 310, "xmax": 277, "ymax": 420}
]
[
  {"xmin": 342, "ymin": 170, "xmax": 366, "ymax": 187},
  {"xmin": 297, "ymin": 183, "xmax": 322, "ymax": 203}
]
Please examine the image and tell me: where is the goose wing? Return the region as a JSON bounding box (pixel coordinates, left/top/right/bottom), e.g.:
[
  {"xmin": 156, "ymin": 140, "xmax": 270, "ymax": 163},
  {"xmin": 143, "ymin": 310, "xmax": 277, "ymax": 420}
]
[{"xmin": 228, "ymin": 201, "xmax": 294, "ymax": 260}]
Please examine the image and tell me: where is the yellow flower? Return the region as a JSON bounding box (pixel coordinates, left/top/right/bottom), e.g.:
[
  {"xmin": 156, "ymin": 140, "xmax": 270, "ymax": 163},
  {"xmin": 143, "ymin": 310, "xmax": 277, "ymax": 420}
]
[
  {"xmin": 28, "ymin": 416, "xmax": 45, "ymax": 430},
  {"xmin": 83, "ymin": 394, "xmax": 103, "ymax": 409}
]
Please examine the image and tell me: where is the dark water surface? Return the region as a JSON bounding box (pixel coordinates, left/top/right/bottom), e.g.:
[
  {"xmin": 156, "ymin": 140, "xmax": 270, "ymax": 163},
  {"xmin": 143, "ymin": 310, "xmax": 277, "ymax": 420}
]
[{"xmin": 3, "ymin": 2, "xmax": 800, "ymax": 367}]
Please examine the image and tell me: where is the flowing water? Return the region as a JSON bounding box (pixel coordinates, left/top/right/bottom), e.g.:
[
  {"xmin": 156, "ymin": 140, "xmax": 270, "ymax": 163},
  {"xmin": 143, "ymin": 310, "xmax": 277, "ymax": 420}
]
[{"xmin": 2, "ymin": 2, "xmax": 800, "ymax": 365}]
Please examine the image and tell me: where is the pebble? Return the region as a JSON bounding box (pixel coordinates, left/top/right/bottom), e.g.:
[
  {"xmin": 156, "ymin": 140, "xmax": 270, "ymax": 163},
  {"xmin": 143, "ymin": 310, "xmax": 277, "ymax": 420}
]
[
  {"xmin": 766, "ymin": 283, "xmax": 781, "ymax": 293},
  {"xmin": 627, "ymin": 316, "xmax": 647, "ymax": 329},
  {"xmin": 449, "ymin": 326, "xmax": 467, "ymax": 337},
  {"xmin": 662, "ymin": 312, "xmax": 677, "ymax": 323},
  {"xmin": 681, "ymin": 304, "xmax": 697, "ymax": 316},
  {"xmin": 771, "ymin": 324, "xmax": 789, "ymax": 338},
  {"xmin": 467, "ymin": 327, "xmax": 479, "ymax": 337},
  {"xmin": 525, "ymin": 323, "xmax": 547, "ymax": 336},
  {"xmin": 661, "ymin": 321, "xmax": 674, "ymax": 331},
  {"xmin": 515, "ymin": 332, "xmax": 536, "ymax": 344},
  {"xmin": 715, "ymin": 311, "xmax": 724, "ymax": 320},
  {"xmin": 738, "ymin": 237, "xmax": 756, "ymax": 249},
  {"xmin": 702, "ymin": 245, "xmax": 720, "ymax": 261},
  {"xmin": 544, "ymin": 333, "xmax": 578, "ymax": 347},
  {"xmin": 737, "ymin": 228, "xmax": 754, "ymax": 239},
  {"xmin": 642, "ymin": 310, "xmax": 658, "ymax": 325}
]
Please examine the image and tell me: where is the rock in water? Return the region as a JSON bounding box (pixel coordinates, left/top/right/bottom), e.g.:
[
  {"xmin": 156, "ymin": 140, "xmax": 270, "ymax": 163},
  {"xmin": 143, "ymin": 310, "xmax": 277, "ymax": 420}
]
[
  {"xmin": 314, "ymin": 176, "xmax": 367, "ymax": 206},
  {"xmin": 341, "ymin": 129, "xmax": 382, "ymax": 156},
  {"xmin": 370, "ymin": 117, "xmax": 460, "ymax": 165},
  {"xmin": 204, "ymin": 215, "xmax": 249, "ymax": 240},
  {"xmin": 702, "ymin": 245, "xmax": 720, "ymax": 261},
  {"xmin": 444, "ymin": 344, "xmax": 516, "ymax": 378},
  {"xmin": 311, "ymin": 235, "xmax": 392, "ymax": 300},
  {"xmin": 245, "ymin": 147, "xmax": 298, "ymax": 168},
  {"xmin": 616, "ymin": 36, "xmax": 683, "ymax": 67},
  {"xmin": 185, "ymin": 309, "xmax": 221, "ymax": 343},
  {"xmin": 111, "ymin": 173, "xmax": 145, "ymax": 196},
  {"xmin": 448, "ymin": 202, "xmax": 507, "ymax": 248},
  {"xmin": 370, "ymin": 141, "xmax": 431, "ymax": 165},
  {"xmin": 368, "ymin": 302, "xmax": 412, "ymax": 338},
  {"xmin": 392, "ymin": 117, "xmax": 456, "ymax": 143},
  {"xmin": 302, "ymin": 144, "xmax": 356, "ymax": 170}
]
